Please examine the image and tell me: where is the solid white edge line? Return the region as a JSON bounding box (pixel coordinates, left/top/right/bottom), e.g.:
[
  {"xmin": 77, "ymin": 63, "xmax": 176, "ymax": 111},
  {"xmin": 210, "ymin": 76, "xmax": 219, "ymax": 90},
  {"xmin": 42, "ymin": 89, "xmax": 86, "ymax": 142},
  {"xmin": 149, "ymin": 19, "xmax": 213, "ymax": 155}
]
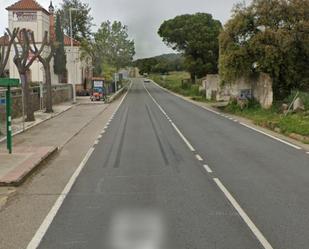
[
  {"xmin": 151, "ymin": 80, "xmax": 303, "ymax": 152},
  {"xmin": 195, "ymin": 154, "xmax": 203, "ymax": 161},
  {"xmin": 203, "ymin": 164, "xmax": 213, "ymax": 173},
  {"xmin": 240, "ymin": 122, "xmax": 301, "ymax": 150},
  {"xmin": 144, "ymin": 83, "xmax": 196, "ymax": 152},
  {"xmin": 26, "ymin": 147, "xmax": 95, "ymax": 249},
  {"xmin": 213, "ymin": 178, "xmax": 273, "ymax": 249},
  {"xmin": 27, "ymin": 80, "xmax": 133, "ymax": 249}
]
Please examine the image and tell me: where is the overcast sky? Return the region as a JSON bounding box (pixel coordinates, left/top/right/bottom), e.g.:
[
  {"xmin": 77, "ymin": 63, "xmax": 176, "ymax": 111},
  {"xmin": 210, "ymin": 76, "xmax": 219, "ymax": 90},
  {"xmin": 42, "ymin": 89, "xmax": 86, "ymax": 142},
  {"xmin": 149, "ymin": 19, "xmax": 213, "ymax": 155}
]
[{"xmin": 0, "ymin": 0, "xmax": 249, "ymax": 59}]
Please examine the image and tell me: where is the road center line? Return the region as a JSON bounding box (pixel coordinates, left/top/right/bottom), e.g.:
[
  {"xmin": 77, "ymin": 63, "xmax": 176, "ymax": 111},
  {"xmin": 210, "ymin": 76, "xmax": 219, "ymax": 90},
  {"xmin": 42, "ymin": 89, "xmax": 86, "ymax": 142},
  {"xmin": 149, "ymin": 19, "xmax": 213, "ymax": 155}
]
[
  {"xmin": 203, "ymin": 164, "xmax": 213, "ymax": 173},
  {"xmin": 151, "ymin": 80, "xmax": 302, "ymax": 152},
  {"xmin": 147, "ymin": 81, "xmax": 274, "ymax": 248},
  {"xmin": 144, "ymin": 83, "xmax": 196, "ymax": 152},
  {"xmin": 195, "ymin": 154, "xmax": 203, "ymax": 161},
  {"xmin": 213, "ymin": 178, "xmax": 274, "ymax": 249}
]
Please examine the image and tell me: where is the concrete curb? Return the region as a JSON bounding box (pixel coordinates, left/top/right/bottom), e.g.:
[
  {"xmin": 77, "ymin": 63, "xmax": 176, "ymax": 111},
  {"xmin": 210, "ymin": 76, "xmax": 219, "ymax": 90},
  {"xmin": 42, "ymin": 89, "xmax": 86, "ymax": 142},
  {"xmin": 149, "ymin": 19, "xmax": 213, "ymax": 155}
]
[
  {"xmin": 107, "ymin": 87, "xmax": 127, "ymax": 103},
  {"xmin": 0, "ymin": 146, "xmax": 59, "ymax": 187}
]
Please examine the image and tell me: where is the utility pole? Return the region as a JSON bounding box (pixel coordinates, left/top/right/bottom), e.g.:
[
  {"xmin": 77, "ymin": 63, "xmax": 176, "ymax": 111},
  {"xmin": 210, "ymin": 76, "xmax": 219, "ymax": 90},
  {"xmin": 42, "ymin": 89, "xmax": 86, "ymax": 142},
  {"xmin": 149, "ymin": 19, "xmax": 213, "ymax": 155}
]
[
  {"xmin": 114, "ymin": 73, "xmax": 118, "ymax": 92},
  {"xmin": 69, "ymin": 7, "xmax": 78, "ymax": 104}
]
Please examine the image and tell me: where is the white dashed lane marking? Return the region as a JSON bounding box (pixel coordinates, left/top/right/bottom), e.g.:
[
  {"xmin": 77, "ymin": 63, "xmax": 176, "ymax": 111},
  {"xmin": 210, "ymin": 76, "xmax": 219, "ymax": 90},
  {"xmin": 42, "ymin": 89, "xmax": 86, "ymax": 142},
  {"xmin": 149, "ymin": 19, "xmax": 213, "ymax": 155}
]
[
  {"xmin": 147, "ymin": 81, "xmax": 274, "ymax": 249},
  {"xmin": 195, "ymin": 154, "xmax": 203, "ymax": 161},
  {"xmin": 203, "ymin": 164, "xmax": 213, "ymax": 173}
]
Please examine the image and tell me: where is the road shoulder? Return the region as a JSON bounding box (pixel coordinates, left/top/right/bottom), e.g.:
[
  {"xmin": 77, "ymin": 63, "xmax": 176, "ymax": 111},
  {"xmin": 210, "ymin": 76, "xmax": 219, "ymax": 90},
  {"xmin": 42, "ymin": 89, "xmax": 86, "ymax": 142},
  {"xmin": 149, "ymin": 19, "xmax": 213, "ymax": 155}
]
[{"xmin": 150, "ymin": 80, "xmax": 309, "ymax": 152}]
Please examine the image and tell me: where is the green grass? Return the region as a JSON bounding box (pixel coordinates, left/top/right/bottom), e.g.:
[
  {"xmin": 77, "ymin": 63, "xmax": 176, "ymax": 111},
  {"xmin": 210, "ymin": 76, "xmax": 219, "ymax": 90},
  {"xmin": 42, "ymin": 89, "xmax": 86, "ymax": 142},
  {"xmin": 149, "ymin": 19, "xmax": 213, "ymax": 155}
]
[
  {"xmin": 223, "ymin": 99, "xmax": 309, "ymax": 139},
  {"xmin": 150, "ymin": 72, "xmax": 209, "ymax": 102},
  {"xmin": 150, "ymin": 72, "xmax": 309, "ymax": 142}
]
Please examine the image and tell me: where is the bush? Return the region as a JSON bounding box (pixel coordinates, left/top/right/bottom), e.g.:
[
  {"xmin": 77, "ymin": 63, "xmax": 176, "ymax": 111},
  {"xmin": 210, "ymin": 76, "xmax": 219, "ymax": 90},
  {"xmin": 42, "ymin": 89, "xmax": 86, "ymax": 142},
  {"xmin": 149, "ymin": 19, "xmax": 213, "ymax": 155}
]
[
  {"xmin": 284, "ymin": 91, "xmax": 309, "ymax": 110},
  {"xmin": 150, "ymin": 71, "xmax": 208, "ymax": 102}
]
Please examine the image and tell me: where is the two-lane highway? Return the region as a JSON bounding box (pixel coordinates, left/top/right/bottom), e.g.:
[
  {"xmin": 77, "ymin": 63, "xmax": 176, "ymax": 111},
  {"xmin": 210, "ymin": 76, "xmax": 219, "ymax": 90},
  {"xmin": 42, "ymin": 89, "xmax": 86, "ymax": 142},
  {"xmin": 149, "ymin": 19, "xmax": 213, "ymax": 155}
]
[{"xmin": 29, "ymin": 79, "xmax": 308, "ymax": 249}]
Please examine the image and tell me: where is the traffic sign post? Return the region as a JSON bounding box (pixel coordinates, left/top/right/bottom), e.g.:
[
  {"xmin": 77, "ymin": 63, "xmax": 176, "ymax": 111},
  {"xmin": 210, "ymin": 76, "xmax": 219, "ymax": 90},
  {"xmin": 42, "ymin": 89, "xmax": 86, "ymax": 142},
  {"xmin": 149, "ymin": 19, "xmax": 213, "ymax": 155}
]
[
  {"xmin": 0, "ymin": 78, "xmax": 20, "ymax": 154},
  {"xmin": 6, "ymin": 86, "xmax": 12, "ymax": 153}
]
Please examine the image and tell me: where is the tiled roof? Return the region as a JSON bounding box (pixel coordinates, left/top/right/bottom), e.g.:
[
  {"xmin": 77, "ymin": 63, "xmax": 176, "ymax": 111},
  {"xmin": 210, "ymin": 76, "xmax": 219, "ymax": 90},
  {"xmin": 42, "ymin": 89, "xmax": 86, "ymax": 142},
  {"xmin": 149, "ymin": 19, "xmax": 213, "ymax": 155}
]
[
  {"xmin": 6, "ymin": 0, "xmax": 50, "ymax": 15},
  {"xmin": 0, "ymin": 35, "xmax": 9, "ymax": 46},
  {"xmin": 63, "ymin": 35, "xmax": 80, "ymax": 46}
]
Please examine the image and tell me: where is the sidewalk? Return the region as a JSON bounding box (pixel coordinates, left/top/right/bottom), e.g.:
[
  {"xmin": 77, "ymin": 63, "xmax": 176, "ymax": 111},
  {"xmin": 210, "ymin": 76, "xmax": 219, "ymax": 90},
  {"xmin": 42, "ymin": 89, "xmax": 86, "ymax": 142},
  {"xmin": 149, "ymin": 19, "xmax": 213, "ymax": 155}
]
[
  {"xmin": 0, "ymin": 99, "xmax": 109, "ymax": 187},
  {"xmin": 0, "ymin": 103, "xmax": 73, "ymax": 143}
]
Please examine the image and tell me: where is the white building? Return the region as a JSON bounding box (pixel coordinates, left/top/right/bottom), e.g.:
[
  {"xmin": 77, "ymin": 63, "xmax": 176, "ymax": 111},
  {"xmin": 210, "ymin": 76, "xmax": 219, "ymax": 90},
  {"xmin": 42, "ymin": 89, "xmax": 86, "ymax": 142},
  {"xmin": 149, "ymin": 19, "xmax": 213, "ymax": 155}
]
[{"xmin": 0, "ymin": 0, "xmax": 92, "ymax": 89}]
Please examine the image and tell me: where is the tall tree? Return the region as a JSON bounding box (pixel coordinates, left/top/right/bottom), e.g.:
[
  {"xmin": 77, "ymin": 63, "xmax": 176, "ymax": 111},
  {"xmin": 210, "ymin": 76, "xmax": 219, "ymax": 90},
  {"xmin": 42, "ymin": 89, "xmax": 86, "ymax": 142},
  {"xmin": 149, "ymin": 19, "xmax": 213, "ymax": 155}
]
[
  {"xmin": 158, "ymin": 13, "xmax": 222, "ymax": 81},
  {"xmin": 219, "ymin": 0, "xmax": 309, "ymax": 99},
  {"xmin": 94, "ymin": 21, "xmax": 135, "ymax": 71},
  {"xmin": 54, "ymin": 13, "xmax": 67, "ymax": 83},
  {"xmin": 58, "ymin": 0, "xmax": 93, "ymax": 42},
  {"xmin": 9, "ymin": 29, "xmax": 47, "ymax": 121},
  {"xmin": 0, "ymin": 28, "xmax": 19, "ymax": 77},
  {"xmin": 30, "ymin": 32, "xmax": 55, "ymax": 113},
  {"xmin": 80, "ymin": 39, "xmax": 102, "ymax": 76}
]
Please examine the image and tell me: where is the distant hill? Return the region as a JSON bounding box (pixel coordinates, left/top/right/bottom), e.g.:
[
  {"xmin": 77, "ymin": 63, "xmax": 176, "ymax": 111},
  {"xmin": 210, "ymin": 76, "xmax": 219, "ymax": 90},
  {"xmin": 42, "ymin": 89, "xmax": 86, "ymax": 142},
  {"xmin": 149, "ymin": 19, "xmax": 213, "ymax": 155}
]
[
  {"xmin": 137, "ymin": 53, "xmax": 183, "ymax": 61},
  {"xmin": 133, "ymin": 53, "xmax": 185, "ymax": 74}
]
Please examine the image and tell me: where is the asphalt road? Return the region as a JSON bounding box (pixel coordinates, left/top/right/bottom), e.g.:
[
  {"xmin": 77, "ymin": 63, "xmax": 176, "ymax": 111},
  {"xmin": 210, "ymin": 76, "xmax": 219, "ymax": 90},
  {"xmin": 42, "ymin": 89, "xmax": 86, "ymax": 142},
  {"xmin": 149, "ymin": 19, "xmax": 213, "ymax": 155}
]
[{"xmin": 34, "ymin": 79, "xmax": 308, "ymax": 249}]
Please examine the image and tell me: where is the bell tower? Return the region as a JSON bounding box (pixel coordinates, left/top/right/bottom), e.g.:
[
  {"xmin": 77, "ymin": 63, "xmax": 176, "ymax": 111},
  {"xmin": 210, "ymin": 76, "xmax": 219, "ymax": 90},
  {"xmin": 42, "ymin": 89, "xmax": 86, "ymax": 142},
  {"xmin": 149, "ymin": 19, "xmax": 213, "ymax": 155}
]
[{"xmin": 49, "ymin": 1, "xmax": 55, "ymax": 41}]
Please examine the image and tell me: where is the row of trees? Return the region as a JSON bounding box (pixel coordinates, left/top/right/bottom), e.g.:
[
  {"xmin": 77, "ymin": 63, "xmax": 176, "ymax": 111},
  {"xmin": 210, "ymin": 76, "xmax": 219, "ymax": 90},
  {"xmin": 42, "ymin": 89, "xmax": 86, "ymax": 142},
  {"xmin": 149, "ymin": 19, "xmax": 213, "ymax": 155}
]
[
  {"xmin": 81, "ymin": 20, "xmax": 135, "ymax": 78},
  {"xmin": 133, "ymin": 54, "xmax": 185, "ymax": 75},
  {"xmin": 157, "ymin": 0, "xmax": 309, "ymax": 99},
  {"xmin": 0, "ymin": 21, "xmax": 65, "ymax": 121},
  {"xmin": 0, "ymin": 0, "xmax": 135, "ymax": 122},
  {"xmin": 57, "ymin": 0, "xmax": 135, "ymax": 78}
]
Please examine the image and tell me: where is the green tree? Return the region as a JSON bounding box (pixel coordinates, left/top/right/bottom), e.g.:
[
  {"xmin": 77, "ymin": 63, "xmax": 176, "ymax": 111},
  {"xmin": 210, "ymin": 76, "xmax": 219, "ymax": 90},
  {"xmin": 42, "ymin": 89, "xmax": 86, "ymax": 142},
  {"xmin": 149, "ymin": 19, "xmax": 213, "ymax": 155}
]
[
  {"xmin": 158, "ymin": 13, "xmax": 222, "ymax": 81},
  {"xmin": 95, "ymin": 21, "xmax": 135, "ymax": 71},
  {"xmin": 58, "ymin": 0, "xmax": 93, "ymax": 42},
  {"xmin": 133, "ymin": 53, "xmax": 185, "ymax": 74},
  {"xmin": 102, "ymin": 62, "xmax": 117, "ymax": 81},
  {"xmin": 53, "ymin": 14, "xmax": 67, "ymax": 82},
  {"xmin": 219, "ymin": 0, "xmax": 309, "ymax": 99}
]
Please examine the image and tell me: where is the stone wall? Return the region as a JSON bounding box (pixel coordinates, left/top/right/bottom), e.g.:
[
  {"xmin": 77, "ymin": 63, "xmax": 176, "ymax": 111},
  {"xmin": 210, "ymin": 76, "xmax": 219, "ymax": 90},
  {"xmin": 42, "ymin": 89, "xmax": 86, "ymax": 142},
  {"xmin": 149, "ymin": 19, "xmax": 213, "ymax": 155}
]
[
  {"xmin": 202, "ymin": 73, "xmax": 273, "ymax": 109},
  {"xmin": 0, "ymin": 84, "xmax": 72, "ymax": 121}
]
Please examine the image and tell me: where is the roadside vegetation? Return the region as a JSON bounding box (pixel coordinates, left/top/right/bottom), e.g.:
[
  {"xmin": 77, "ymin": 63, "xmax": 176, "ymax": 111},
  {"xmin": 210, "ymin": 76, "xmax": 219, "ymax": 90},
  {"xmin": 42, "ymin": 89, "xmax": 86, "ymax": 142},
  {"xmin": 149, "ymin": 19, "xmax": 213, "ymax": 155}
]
[
  {"xmin": 223, "ymin": 93, "xmax": 309, "ymax": 142},
  {"xmin": 149, "ymin": 72, "xmax": 208, "ymax": 102},
  {"xmin": 137, "ymin": 0, "xmax": 309, "ymax": 143},
  {"xmin": 134, "ymin": 54, "xmax": 185, "ymax": 75}
]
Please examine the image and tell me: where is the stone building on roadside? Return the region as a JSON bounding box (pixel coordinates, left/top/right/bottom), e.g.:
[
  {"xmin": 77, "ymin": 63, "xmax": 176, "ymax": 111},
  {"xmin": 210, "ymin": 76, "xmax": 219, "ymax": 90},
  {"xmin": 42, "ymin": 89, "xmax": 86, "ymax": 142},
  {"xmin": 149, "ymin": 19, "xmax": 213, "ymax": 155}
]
[{"xmin": 202, "ymin": 73, "xmax": 273, "ymax": 109}]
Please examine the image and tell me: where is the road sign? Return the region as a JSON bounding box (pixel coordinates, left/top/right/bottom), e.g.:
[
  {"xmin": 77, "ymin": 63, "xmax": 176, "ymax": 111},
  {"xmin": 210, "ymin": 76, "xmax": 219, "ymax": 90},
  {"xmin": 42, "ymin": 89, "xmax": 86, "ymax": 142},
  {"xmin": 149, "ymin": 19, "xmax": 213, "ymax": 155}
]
[
  {"xmin": 0, "ymin": 78, "xmax": 20, "ymax": 87},
  {"xmin": 0, "ymin": 78, "xmax": 20, "ymax": 154},
  {"xmin": 0, "ymin": 98, "xmax": 6, "ymax": 105}
]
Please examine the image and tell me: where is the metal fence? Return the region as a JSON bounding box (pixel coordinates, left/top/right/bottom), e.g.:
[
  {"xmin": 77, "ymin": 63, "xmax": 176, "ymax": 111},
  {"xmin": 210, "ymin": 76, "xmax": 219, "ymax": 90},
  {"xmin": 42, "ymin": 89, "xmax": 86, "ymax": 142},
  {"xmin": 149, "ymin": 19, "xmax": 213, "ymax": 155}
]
[{"xmin": 0, "ymin": 84, "xmax": 72, "ymax": 138}]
